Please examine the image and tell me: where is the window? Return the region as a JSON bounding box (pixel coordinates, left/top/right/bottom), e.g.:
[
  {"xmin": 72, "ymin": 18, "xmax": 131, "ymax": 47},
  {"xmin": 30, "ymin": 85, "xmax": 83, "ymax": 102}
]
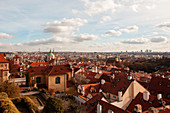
[
  {"xmin": 55, "ymin": 77, "xmax": 60, "ymax": 84},
  {"xmin": 66, "ymin": 74, "xmax": 69, "ymax": 80},
  {"xmin": 5, "ymin": 64, "xmax": 7, "ymax": 69},
  {"xmin": 1, "ymin": 64, "xmax": 3, "ymax": 67},
  {"xmin": 36, "ymin": 77, "xmax": 41, "ymax": 84},
  {"xmin": 4, "ymin": 72, "xmax": 7, "ymax": 76}
]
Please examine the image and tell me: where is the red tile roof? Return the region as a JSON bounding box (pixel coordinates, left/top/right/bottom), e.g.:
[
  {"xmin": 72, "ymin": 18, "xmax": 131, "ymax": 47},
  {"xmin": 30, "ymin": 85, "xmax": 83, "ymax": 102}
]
[
  {"xmin": 148, "ymin": 77, "xmax": 170, "ymax": 100},
  {"xmin": 83, "ymin": 93, "xmax": 103, "ymax": 113},
  {"xmin": 10, "ymin": 64, "xmax": 20, "ymax": 73},
  {"xmin": 28, "ymin": 64, "xmax": 72, "ymax": 76},
  {"xmin": 126, "ymin": 92, "xmax": 170, "ymax": 112},
  {"xmin": 99, "ymin": 72, "xmax": 132, "ymax": 95},
  {"xmin": 99, "ymin": 100, "xmax": 128, "ymax": 113},
  {"xmin": 30, "ymin": 62, "xmax": 49, "ymax": 66},
  {"xmin": 0, "ymin": 53, "xmax": 9, "ymax": 63},
  {"xmin": 83, "ymin": 92, "xmax": 128, "ymax": 113}
]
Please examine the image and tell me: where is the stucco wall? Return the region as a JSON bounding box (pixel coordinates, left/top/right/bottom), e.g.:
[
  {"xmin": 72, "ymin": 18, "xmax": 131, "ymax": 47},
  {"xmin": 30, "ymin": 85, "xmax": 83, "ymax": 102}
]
[
  {"xmin": 122, "ymin": 80, "xmax": 150, "ymax": 110},
  {"xmin": 48, "ymin": 74, "xmax": 67, "ymax": 91}
]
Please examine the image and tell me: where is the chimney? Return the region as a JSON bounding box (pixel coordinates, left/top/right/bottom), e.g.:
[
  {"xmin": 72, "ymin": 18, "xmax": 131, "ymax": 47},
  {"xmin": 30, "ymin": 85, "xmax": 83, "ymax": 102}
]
[
  {"xmin": 101, "ymin": 79, "xmax": 105, "ymax": 85},
  {"xmin": 96, "ymin": 66, "xmax": 98, "ymax": 73},
  {"xmin": 118, "ymin": 91, "xmax": 122, "ymax": 102},
  {"xmin": 97, "ymin": 103, "xmax": 102, "ymax": 113},
  {"xmin": 143, "ymin": 91, "xmax": 149, "ymax": 101},
  {"xmin": 157, "ymin": 94, "xmax": 162, "ymax": 100}
]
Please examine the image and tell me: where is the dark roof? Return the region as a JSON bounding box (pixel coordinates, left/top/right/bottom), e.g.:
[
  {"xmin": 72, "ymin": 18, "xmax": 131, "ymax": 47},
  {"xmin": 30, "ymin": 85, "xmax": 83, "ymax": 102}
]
[
  {"xmin": 10, "ymin": 64, "xmax": 20, "ymax": 73},
  {"xmin": 148, "ymin": 76, "xmax": 170, "ymax": 100},
  {"xmin": 99, "ymin": 100, "xmax": 128, "ymax": 113},
  {"xmin": 83, "ymin": 93, "xmax": 103, "ymax": 113},
  {"xmin": 84, "ymin": 92, "xmax": 128, "ymax": 113},
  {"xmin": 28, "ymin": 64, "xmax": 72, "ymax": 76},
  {"xmin": 100, "ymin": 72, "xmax": 132, "ymax": 95},
  {"xmin": 126, "ymin": 92, "xmax": 170, "ymax": 112}
]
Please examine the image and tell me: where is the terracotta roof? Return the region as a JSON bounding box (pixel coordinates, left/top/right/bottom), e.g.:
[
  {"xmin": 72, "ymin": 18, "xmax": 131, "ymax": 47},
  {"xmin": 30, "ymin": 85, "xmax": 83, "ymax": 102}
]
[
  {"xmin": 126, "ymin": 92, "xmax": 170, "ymax": 112},
  {"xmin": 134, "ymin": 72, "xmax": 151, "ymax": 78},
  {"xmin": 84, "ymin": 93, "xmax": 128, "ymax": 113},
  {"xmin": 148, "ymin": 77, "xmax": 170, "ymax": 100},
  {"xmin": 28, "ymin": 64, "xmax": 71, "ymax": 76},
  {"xmin": 78, "ymin": 71, "xmax": 98, "ymax": 83},
  {"xmin": 30, "ymin": 62, "xmax": 49, "ymax": 66},
  {"xmin": 83, "ymin": 93, "xmax": 103, "ymax": 113},
  {"xmin": 99, "ymin": 72, "xmax": 132, "ymax": 95},
  {"xmin": 0, "ymin": 53, "xmax": 9, "ymax": 63},
  {"xmin": 79, "ymin": 83, "xmax": 100, "ymax": 96},
  {"xmin": 99, "ymin": 100, "xmax": 128, "ymax": 113},
  {"xmin": 0, "ymin": 53, "xmax": 7, "ymax": 57},
  {"xmin": 10, "ymin": 64, "xmax": 20, "ymax": 73}
]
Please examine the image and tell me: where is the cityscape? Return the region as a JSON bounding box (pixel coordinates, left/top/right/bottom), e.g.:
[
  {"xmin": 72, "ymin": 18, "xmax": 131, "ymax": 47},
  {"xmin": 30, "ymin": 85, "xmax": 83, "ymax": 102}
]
[{"xmin": 0, "ymin": 0, "xmax": 170, "ymax": 113}]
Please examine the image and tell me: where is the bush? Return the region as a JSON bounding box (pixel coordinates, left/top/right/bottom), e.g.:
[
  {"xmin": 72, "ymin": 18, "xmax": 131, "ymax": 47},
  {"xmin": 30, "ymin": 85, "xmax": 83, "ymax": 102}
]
[
  {"xmin": 0, "ymin": 92, "xmax": 20, "ymax": 113},
  {"xmin": 0, "ymin": 81, "xmax": 20, "ymax": 98},
  {"xmin": 11, "ymin": 96, "xmax": 40, "ymax": 113},
  {"xmin": 43, "ymin": 97, "xmax": 64, "ymax": 113}
]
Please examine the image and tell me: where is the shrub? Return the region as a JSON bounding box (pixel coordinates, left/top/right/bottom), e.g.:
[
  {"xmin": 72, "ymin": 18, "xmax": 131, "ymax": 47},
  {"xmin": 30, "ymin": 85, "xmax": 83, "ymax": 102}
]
[
  {"xmin": 0, "ymin": 81, "xmax": 20, "ymax": 98},
  {"xmin": 0, "ymin": 92, "xmax": 20, "ymax": 113},
  {"xmin": 11, "ymin": 96, "xmax": 40, "ymax": 113},
  {"xmin": 43, "ymin": 97, "xmax": 64, "ymax": 113}
]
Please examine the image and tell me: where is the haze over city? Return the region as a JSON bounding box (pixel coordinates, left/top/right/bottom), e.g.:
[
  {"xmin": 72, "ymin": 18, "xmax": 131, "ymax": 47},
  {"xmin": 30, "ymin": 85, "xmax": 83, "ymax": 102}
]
[{"xmin": 0, "ymin": 0, "xmax": 170, "ymax": 52}]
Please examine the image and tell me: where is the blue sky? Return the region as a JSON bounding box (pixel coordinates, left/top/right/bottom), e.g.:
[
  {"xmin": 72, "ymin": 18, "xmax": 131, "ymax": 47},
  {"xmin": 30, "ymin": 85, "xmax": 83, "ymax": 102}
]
[{"xmin": 0, "ymin": 0, "xmax": 170, "ymax": 52}]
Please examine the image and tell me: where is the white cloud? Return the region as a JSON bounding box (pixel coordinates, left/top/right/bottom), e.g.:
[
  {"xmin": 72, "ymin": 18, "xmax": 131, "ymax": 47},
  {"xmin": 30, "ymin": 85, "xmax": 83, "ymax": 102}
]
[
  {"xmin": 24, "ymin": 37, "xmax": 71, "ymax": 46},
  {"xmin": 77, "ymin": 0, "xmax": 121, "ymax": 16},
  {"xmin": 146, "ymin": 4, "xmax": 156, "ymax": 9},
  {"xmin": 151, "ymin": 36, "xmax": 167, "ymax": 43},
  {"xmin": 100, "ymin": 16, "xmax": 111, "ymax": 23},
  {"xmin": 72, "ymin": 33, "xmax": 99, "ymax": 42},
  {"xmin": 43, "ymin": 18, "xmax": 88, "ymax": 35},
  {"xmin": 105, "ymin": 30, "xmax": 122, "ymax": 36},
  {"xmin": 0, "ymin": 33, "xmax": 13, "ymax": 39},
  {"xmin": 152, "ymin": 32, "xmax": 158, "ymax": 35},
  {"xmin": 121, "ymin": 37, "xmax": 149, "ymax": 44},
  {"xmin": 157, "ymin": 22, "xmax": 170, "ymax": 28},
  {"xmin": 131, "ymin": 4, "xmax": 139, "ymax": 12},
  {"xmin": 120, "ymin": 25, "xmax": 138, "ymax": 33}
]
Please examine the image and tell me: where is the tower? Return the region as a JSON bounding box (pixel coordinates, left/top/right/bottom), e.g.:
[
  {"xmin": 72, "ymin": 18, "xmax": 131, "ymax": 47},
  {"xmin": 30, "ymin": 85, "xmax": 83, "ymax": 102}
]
[{"xmin": 13, "ymin": 55, "xmax": 20, "ymax": 65}]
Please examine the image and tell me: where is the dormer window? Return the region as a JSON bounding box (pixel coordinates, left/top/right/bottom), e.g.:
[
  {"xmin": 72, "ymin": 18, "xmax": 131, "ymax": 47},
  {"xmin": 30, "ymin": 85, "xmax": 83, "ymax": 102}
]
[
  {"xmin": 90, "ymin": 89, "xmax": 96, "ymax": 93},
  {"xmin": 108, "ymin": 109, "xmax": 114, "ymax": 113}
]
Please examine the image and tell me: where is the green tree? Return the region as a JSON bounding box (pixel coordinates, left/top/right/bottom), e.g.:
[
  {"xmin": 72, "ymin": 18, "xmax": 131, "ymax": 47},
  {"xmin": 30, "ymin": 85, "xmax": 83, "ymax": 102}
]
[
  {"xmin": 43, "ymin": 97, "xmax": 64, "ymax": 113},
  {"xmin": 0, "ymin": 81, "xmax": 20, "ymax": 98},
  {"xmin": 25, "ymin": 71, "xmax": 30, "ymax": 87}
]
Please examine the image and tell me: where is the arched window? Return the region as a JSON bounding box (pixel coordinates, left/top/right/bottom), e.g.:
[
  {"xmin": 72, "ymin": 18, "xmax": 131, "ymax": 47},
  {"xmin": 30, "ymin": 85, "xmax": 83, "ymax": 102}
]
[
  {"xmin": 55, "ymin": 77, "xmax": 60, "ymax": 84},
  {"xmin": 36, "ymin": 77, "xmax": 41, "ymax": 84},
  {"xmin": 66, "ymin": 74, "xmax": 69, "ymax": 80}
]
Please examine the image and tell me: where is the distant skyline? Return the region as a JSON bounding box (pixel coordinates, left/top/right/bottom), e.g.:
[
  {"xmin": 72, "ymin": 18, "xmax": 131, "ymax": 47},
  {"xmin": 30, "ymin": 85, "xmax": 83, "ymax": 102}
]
[{"xmin": 0, "ymin": 0, "xmax": 170, "ymax": 52}]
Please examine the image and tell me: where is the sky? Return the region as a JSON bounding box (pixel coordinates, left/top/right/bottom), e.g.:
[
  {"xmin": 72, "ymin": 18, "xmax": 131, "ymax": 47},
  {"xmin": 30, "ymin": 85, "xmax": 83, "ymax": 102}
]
[{"xmin": 0, "ymin": 0, "xmax": 170, "ymax": 52}]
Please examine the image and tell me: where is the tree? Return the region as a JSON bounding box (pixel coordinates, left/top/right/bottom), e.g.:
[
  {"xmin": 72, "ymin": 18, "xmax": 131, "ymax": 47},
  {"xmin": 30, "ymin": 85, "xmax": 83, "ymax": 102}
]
[
  {"xmin": 25, "ymin": 71, "xmax": 30, "ymax": 87},
  {"xmin": 43, "ymin": 97, "xmax": 64, "ymax": 113},
  {"xmin": 0, "ymin": 81, "xmax": 20, "ymax": 98}
]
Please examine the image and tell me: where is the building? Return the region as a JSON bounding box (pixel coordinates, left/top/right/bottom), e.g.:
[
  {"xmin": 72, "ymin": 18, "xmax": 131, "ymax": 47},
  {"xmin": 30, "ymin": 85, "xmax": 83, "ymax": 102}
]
[
  {"xmin": 0, "ymin": 53, "xmax": 9, "ymax": 82},
  {"xmin": 28, "ymin": 64, "xmax": 72, "ymax": 92}
]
